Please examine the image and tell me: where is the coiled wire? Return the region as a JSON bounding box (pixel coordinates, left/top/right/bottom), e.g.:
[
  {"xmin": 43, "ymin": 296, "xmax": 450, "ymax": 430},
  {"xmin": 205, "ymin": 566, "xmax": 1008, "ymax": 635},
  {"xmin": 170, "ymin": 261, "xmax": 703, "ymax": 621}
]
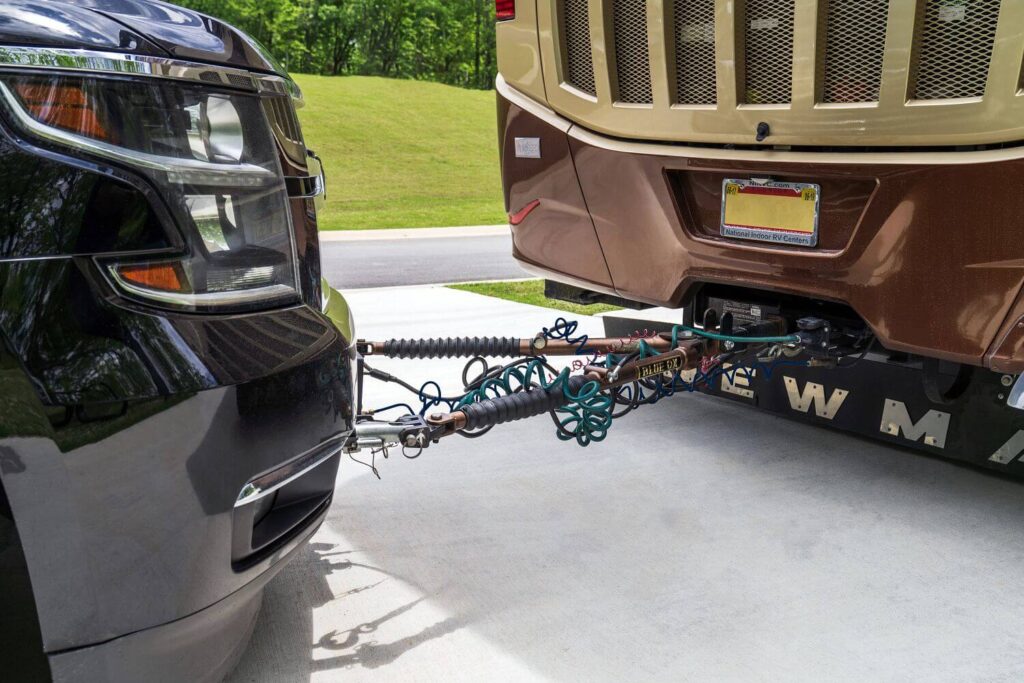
[{"xmin": 457, "ymin": 358, "xmax": 613, "ymax": 446}]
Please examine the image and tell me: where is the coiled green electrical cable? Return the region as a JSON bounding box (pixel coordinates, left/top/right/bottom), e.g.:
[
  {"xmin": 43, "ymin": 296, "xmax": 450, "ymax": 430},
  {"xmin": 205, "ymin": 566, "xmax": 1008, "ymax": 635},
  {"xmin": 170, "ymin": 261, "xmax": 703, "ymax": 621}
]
[
  {"xmin": 456, "ymin": 358, "xmax": 614, "ymax": 446},
  {"xmin": 453, "ymin": 320, "xmax": 800, "ymax": 447}
]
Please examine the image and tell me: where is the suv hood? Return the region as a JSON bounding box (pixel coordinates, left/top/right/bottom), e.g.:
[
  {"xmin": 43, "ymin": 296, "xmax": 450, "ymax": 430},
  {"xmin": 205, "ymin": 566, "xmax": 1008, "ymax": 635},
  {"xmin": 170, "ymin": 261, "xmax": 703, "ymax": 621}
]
[{"xmin": 0, "ymin": 0, "xmax": 286, "ymax": 75}]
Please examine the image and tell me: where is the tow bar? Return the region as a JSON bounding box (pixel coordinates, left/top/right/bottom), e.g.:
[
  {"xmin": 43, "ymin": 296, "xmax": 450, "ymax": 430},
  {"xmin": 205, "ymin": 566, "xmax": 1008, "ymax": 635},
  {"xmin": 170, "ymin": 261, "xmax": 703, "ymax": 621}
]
[{"xmin": 343, "ymin": 314, "xmax": 847, "ymax": 468}]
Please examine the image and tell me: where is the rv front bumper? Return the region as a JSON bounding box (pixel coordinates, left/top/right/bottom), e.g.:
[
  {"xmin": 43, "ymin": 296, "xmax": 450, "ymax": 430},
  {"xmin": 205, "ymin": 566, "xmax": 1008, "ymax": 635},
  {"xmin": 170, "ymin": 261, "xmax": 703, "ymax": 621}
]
[{"xmin": 497, "ymin": 76, "xmax": 1024, "ymax": 372}]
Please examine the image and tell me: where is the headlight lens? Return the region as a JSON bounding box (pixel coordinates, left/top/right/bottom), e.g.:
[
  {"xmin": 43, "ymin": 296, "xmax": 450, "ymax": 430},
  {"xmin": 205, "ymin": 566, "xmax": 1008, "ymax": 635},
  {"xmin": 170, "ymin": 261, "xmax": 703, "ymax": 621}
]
[
  {"xmin": 185, "ymin": 95, "xmax": 245, "ymax": 164},
  {"xmin": 0, "ymin": 74, "xmax": 300, "ymax": 311}
]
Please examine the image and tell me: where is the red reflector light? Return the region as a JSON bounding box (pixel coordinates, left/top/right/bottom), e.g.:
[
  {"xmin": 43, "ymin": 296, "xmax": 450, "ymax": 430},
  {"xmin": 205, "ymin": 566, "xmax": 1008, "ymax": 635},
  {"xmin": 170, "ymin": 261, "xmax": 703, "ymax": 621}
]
[
  {"xmin": 496, "ymin": 0, "xmax": 515, "ymax": 21},
  {"xmin": 509, "ymin": 199, "xmax": 540, "ymax": 226}
]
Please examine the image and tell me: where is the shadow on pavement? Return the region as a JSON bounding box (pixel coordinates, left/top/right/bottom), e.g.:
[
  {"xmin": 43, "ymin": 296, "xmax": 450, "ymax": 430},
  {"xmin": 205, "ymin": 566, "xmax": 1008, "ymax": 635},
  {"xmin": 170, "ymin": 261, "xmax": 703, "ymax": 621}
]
[
  {"xmin": 232, "ymin": 394, "xmax": 1024, "ymax": 681},
  {"xmin": 226, "ymin": 542, "xmax": 466, "ymax": 681}
]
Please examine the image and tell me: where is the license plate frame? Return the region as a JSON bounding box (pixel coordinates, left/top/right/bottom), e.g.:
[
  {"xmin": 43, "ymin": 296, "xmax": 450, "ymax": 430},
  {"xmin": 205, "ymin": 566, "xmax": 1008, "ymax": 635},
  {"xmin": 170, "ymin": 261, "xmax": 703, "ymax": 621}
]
[{"xmin": 720, "ymin": 179, "xmax": 821, "ymax": 248}]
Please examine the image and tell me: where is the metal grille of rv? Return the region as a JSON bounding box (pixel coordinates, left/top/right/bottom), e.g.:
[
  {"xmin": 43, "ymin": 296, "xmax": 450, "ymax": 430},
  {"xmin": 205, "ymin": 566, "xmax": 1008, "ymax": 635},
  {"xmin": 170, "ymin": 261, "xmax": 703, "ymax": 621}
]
[
  {"xmin": 673, "ymin": 0, "xmax": 717, "ymax": 105},
  {"xmin": 563, "ymin": 0, "xmax": 597, "ymax": 96},
  {"xmin": 742, "ymin": 0, "xmax": 795, "ymax": 105},
  {"xmin": 913, "ymin": 0, "xmax": 1001, "ymax": 100},
  {"xmin": 546, "ymin": 0, "xmax": 1024, "ymax": 146},
  {"xmin": 612, "ymin": 0, "xmax": 653, "ymax": 103},
  {"xmin": 822, "ymin": 0, "xmax": 889, "ymax": 103}
]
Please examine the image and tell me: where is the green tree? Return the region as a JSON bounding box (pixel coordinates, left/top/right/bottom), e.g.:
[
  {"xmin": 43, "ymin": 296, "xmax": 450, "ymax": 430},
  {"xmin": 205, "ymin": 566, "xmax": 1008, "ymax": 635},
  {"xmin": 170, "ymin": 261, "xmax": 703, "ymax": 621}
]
[{"xmin": 172, "ymin": 0, "xmax": 498, "ymax": 89}]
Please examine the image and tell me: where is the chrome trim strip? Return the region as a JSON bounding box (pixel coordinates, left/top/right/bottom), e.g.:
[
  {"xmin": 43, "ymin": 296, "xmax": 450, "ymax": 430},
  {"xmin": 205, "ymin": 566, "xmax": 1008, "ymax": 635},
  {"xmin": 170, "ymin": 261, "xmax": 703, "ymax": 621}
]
[
  {"xmin": 496, "ymin": 75, "xmax": 572, "ymax": 133},
  {"xmin": 109, "ymin": 266, "xmax": 298, "ymax": 308},
  {"xmin": 235, "ymin": 439, "xmax": 344, "ymax": 508},
  {"xmin": 497, "ymin": 74, "xmax": 1024, "ymax": 167},
  {"xmin": 284, "ymin": 175, "xmax": 325, "ymax": 199},
  {"xmin": 0, "ymin": 46, "xmax": 304, "ymax": 102},
  {"xmin": 304, "ymin": 151, "xmax": 327, "ymax": 211},
  {"xmin": 0, "ymin": 46, "xmax": 259, "ymax": 91},
  {"xmin": 289, "ymin": 152, "xmax": 326, "ymax": 200},
  {"xmin": 257, "ymin": 75, "xmax": 304, "ymax": 105},
  {"xmin": 1008, "ymin": 375, "xmax": 1024, "ymax": 411}
]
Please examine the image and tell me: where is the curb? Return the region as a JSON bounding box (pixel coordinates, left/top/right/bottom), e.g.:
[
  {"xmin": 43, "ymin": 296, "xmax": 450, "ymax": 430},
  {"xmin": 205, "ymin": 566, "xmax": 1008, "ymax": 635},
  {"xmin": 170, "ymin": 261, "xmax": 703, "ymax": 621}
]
[
  {"xmin": 319, "ymin": 225, "xmax": 509, "ymax": 242},
  {"xmin": 338, "ymin": 277, "xmax": 535, "ymax": 293}
]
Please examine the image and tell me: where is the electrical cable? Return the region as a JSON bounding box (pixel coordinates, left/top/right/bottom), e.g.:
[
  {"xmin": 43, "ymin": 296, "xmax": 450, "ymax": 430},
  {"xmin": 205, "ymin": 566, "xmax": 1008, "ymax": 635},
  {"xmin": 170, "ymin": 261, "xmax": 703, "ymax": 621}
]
[
  {"xmin": 367, "ymin": 402, "xmax": 417, "ymax": 417},
  {"xmin": 543, "ymin": 317, "xmax": 595, "ymax": 355},
  {"xmin": 836, "ymin": 337, "xmax": 877, "ymax": 369},
  {"xmin": 672, "ymin": 325, "xmax": 801, "ymax": 345}
]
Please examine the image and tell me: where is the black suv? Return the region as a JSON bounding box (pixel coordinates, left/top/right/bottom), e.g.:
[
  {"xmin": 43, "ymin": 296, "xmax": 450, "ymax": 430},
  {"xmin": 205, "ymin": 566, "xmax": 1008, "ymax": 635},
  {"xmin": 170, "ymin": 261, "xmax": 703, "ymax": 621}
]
[{"xmin": 0, "ymin": 1, "xmax": 354, "ymax": 680}]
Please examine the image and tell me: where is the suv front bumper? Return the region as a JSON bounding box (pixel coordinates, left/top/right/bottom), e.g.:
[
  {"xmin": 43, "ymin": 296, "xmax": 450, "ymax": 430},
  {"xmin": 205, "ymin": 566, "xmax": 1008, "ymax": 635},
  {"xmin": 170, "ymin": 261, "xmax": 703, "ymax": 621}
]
[{"xmin": 1, "ymin": 280, "xmax": 354, "ymax": 679}]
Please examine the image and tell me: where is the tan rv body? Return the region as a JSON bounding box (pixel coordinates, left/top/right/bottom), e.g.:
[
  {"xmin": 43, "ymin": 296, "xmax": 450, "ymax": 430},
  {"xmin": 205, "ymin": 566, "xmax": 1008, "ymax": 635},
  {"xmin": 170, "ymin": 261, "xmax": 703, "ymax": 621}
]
[{"xmin": 496, "ymin": 0, "xmax": 1024, "ymax": 371}]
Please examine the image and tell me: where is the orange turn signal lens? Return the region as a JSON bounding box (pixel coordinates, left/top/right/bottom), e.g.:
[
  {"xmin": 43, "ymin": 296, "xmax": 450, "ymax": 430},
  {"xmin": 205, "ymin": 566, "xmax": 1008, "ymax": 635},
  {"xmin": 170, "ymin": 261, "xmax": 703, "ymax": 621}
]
[
  {"xmin": 13, "ymin": 82, "xmax": 113, "ymax": 143},
  {"xmin": 116, "ymin": 263, "xmax": 191, "ymax": 293}
]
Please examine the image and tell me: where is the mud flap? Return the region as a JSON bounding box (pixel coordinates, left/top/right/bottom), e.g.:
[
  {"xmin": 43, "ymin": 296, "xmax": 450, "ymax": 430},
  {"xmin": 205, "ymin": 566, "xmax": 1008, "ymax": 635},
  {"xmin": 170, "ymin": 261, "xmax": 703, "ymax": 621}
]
[{"xmin": 604, "ymin": 315, "xmax": 1024, "ymax": 476}]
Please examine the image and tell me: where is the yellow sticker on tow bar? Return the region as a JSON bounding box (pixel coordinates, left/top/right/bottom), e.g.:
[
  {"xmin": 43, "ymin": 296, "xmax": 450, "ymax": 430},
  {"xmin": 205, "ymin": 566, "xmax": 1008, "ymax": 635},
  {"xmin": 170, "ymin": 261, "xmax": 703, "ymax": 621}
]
[{"xmin": 636, "ymin": 355, "xmax": 684, "ymax": 381}]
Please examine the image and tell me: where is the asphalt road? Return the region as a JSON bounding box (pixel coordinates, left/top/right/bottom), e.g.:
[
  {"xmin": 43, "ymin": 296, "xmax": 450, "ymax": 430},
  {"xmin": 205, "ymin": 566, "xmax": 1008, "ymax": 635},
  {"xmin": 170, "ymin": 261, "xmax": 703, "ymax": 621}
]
[
  {"xmin": 320, "ymin": 233, "xmax": 526, "ymax": 289},
  {"xmin": 229, "ymin": 286, "xmax": 1024, "ymax": 683}
]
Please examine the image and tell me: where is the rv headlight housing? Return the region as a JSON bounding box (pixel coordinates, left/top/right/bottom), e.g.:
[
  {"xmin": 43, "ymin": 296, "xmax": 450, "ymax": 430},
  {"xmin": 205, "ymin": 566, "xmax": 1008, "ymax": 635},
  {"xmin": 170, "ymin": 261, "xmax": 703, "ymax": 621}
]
[{"xmin": 0, "ymin": 73, "xmax": 300, "ymax": 312}]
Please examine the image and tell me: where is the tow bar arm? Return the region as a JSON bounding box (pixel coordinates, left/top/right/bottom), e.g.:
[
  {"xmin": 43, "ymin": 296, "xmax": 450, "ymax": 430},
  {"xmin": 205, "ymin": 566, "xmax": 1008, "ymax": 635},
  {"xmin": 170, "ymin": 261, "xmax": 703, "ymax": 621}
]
[
  {"xmin": 344, "ymin": 324, "xmax": 730, "ymax": 459},
  {"xmin": 342, "ymin": 313, "xmax": 872, "ymax": 465}
]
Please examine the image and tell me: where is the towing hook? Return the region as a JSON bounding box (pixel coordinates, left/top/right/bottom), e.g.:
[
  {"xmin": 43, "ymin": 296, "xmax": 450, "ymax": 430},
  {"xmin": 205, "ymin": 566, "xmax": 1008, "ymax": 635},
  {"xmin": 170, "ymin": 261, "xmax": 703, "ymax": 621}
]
[{"xmin": 347, "ymin": 415, "xmax": 443, "ymax": 454}]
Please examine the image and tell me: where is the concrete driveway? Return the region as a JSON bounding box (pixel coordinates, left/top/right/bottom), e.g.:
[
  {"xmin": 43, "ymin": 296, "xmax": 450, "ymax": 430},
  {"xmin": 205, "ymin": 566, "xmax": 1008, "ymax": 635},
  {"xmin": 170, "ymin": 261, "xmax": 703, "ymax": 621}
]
[{"xmin": 227, "ymin": 286, "xmax": 1024, "ymax": 683}]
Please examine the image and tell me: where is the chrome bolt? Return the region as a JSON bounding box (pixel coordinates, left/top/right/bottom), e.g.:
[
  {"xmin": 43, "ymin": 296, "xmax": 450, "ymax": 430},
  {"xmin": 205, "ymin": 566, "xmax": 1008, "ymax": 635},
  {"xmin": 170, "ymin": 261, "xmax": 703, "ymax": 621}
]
[
  {"xmin": 999, "ymin": 394, "xmax": 1006, "ymax": 401},
  {"xmin": 1001, "ymin": 375, "xmax": 1015, "ymax": 387},
  {"xmin": 723, "ymin": 341, "xmax": 736, "ymax": 351}
]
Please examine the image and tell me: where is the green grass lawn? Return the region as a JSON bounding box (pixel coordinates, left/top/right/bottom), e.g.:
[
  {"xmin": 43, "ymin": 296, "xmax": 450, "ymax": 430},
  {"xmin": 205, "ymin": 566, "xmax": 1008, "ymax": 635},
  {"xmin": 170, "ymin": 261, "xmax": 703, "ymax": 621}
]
[
  {"xmin": 294, "ymin": 75, "xmax": 506, "ymax": 230},
  {"xmin": 449, "ymin": 280, "xmax": 622, "ymax": 316}
]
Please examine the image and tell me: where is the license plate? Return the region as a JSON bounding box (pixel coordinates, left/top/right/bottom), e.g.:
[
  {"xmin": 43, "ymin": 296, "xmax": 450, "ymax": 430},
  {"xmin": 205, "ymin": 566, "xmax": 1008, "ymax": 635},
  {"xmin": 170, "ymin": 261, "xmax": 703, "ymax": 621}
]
[{"xmin": 721, "ymin": 179, "xmax": 820, "ymax": 247}]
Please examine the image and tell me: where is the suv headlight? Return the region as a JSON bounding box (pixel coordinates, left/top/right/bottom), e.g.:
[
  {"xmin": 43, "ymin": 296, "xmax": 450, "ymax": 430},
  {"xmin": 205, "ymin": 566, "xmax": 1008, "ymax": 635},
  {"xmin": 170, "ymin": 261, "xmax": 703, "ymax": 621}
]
[{"xmin": 0, "ymin": 73, "xmax": 300, "ymax": 311}]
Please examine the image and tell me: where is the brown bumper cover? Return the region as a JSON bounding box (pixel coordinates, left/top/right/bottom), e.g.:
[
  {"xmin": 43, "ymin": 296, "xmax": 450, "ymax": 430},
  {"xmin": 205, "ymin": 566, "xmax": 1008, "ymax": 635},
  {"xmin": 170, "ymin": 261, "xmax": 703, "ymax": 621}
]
[{"xmin": 499, "ymin": 91, "xmax": 1024, "ymax": 371}]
